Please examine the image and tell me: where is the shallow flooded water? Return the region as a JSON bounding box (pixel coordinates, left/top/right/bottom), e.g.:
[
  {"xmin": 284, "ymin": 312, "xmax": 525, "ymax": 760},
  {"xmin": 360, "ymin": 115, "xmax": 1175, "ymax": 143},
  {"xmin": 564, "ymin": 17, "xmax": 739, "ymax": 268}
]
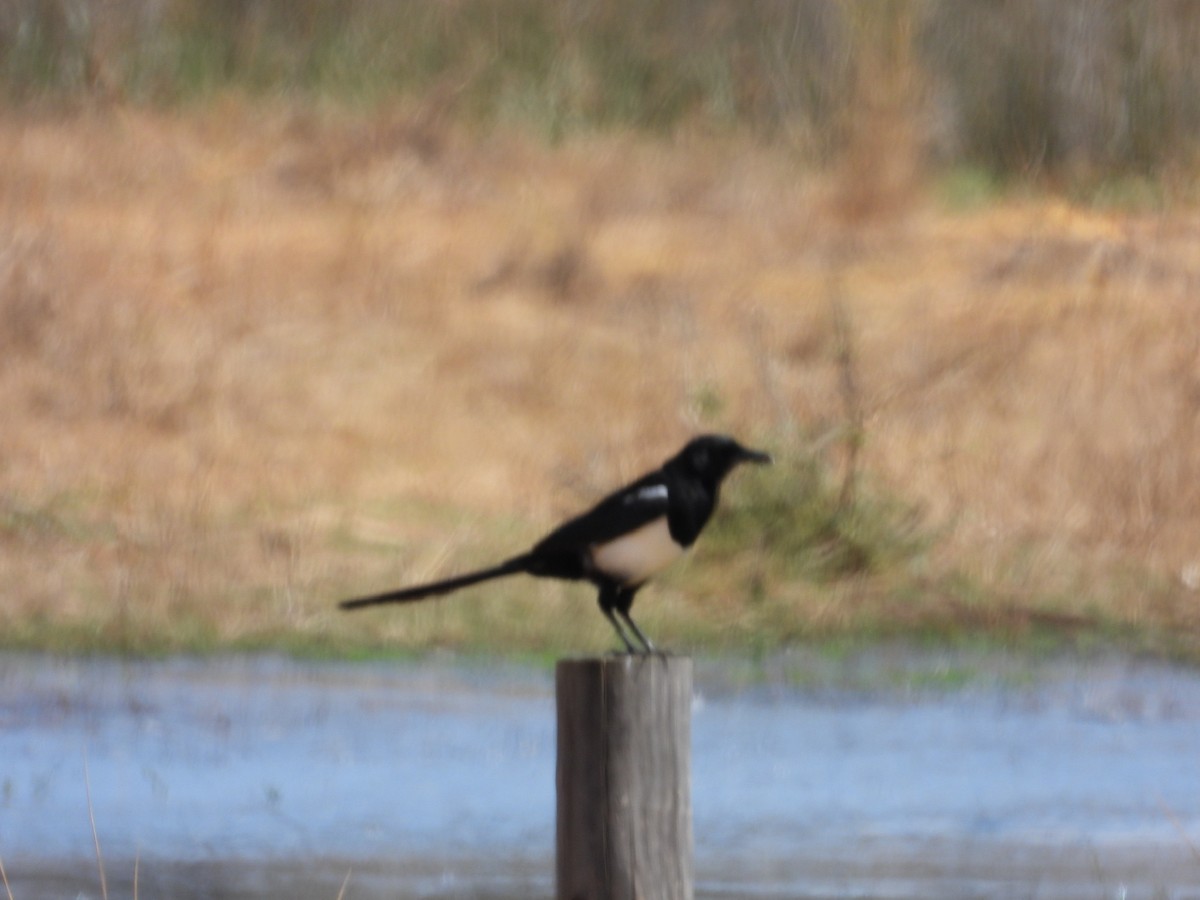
[{"xmin": 1, "ymin": 649, "xmax": 1198, "ymax": 898}]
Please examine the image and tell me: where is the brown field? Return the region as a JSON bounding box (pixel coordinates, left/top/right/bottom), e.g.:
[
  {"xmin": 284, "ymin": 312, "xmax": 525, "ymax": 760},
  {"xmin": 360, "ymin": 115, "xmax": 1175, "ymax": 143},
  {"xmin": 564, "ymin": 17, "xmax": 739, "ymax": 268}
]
[{"xmin": 2, "ymin": 102, "xmax": 1199, "ymax": 657}]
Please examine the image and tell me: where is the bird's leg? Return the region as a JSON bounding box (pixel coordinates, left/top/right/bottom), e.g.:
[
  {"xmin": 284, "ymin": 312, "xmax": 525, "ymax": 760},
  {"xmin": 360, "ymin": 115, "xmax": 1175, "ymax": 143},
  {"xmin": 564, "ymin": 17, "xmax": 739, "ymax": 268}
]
[
  {"xmin": 614, "ymin": 587, "xmax": 657, "ymax": 654},
  {"xmin": 617, "ymin": 608, "xmax": 657, "ymax": 655},
  {"xmin": 601, "ymin": 606, "xmax": 638, "ymax": 654},
  {"xmin": 598, "ymin": 587, "xmax": 638, "ymax": 654}
]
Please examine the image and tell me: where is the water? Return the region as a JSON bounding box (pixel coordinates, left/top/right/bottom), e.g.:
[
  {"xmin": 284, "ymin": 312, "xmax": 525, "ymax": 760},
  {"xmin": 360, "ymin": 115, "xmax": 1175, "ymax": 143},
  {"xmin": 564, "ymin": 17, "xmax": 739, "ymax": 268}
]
[{"xmin": 1, "ymin": 650, "xmax": 1198, "ymax": 898}]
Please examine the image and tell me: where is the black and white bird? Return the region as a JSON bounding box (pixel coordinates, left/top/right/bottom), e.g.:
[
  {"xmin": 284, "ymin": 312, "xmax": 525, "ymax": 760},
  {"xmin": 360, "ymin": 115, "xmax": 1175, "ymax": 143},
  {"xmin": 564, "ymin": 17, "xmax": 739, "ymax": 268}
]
[{"xmin": 339, "ymin": 434, "xmax": 771, "ymax": 653}]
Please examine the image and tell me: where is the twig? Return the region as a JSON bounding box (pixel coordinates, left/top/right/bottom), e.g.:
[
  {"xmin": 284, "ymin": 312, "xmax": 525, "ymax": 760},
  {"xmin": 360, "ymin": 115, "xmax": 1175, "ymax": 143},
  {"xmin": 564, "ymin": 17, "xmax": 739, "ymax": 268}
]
[
  {"xmin": 1158, "ymin": 793, "xmax": 1200, "ymax": 864},
  {"xmin": 828, "ymin": 277, "xmax": 864, "ymax": 511},
  {"xmin": 336, "ymin": 867, "xmax": 353, "ymax": 900},
  {"xmin": 84, "ymin": 750, "xmax": 109, "ymax": 900},
  {"xmin": 0, "ymin": 849, "xmax": 14, "ymax": 900},
  {"xmin": 745, "ymin": 308, "xmax": 795, "ymax": 437}
]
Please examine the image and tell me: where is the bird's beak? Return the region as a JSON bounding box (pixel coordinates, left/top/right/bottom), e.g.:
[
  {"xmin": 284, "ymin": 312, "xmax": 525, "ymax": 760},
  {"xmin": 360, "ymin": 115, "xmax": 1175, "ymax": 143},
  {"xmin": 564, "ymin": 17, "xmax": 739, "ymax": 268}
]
[{"xmin": 738, "ymin": 446, "xmax": 773, "ymax": 466}]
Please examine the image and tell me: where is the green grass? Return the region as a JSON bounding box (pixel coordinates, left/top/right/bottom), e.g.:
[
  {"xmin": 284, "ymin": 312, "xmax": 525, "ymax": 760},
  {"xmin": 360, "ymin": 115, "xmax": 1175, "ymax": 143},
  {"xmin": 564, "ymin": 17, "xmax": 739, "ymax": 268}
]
[{"xmin": 935, "ymin": 166, "xmax": 1009, "ymax": 212}]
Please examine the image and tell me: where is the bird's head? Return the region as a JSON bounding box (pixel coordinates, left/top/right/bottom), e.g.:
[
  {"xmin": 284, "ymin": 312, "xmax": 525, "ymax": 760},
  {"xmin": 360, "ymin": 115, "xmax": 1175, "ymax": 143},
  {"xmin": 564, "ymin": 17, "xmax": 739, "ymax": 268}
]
[{"xmin": 669, "ymin": 434, "xmax": 772, "ymax": 486}]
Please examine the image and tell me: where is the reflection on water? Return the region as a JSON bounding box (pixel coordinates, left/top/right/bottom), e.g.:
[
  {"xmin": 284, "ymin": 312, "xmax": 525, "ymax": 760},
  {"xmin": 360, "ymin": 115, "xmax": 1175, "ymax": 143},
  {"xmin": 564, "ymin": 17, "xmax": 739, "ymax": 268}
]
[{"xmin": 1, "ymin": 650, "xmax": 1198, "ymax": 898}]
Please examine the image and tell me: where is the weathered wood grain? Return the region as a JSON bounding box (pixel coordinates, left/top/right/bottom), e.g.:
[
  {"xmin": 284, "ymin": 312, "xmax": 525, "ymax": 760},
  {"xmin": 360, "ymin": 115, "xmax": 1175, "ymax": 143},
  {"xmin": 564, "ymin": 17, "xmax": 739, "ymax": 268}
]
[{"xmin": 556, "ymin": 655, "xmax": 693, "ymax": 900}]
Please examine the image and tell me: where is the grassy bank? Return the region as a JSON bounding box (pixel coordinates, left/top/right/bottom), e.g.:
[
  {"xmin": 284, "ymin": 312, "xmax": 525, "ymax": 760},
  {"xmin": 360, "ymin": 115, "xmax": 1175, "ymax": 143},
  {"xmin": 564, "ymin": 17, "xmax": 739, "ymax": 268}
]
[{"xmin": 1, "ymin": 104, "xmax": 1199, "ymax": 659}]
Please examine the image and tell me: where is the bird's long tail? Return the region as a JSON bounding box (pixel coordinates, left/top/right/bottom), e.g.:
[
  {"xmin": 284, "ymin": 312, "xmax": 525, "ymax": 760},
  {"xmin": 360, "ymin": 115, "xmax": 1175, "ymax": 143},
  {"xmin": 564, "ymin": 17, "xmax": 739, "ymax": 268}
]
[{"xmin": 338, "ymin": 555, "xmax": 531, "ymax": 610}]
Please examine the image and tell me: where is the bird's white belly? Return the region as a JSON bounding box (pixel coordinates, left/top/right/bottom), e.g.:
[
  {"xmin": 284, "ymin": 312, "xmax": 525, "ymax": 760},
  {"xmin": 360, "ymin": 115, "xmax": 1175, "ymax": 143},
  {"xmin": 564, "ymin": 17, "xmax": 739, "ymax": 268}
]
[{"xmin": 589, "ymin": 517, "xmax": 684, "ymax": 586}]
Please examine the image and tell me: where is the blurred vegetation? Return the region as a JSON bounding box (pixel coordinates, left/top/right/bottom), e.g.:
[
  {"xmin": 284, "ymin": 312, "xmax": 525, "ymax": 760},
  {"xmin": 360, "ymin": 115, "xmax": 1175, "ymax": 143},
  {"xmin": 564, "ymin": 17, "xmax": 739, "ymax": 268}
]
[
  {"xmin": 3, "ymin": 1, "xmax": 1200, "ymax": 661},
  {"xmin": 705, "ymin": 438, "xmax": 929, "ymax": 592},
  {"xmin": 3, "ymin": 0, "xmax": 1200, "ymax": 179}
]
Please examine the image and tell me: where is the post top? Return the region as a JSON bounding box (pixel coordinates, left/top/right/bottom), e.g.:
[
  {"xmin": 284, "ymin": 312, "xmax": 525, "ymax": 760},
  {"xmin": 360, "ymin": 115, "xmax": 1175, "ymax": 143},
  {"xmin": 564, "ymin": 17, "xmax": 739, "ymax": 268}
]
[{"xmin": 555, "ymin": 654, "xmax": 692, "ymax": 675}]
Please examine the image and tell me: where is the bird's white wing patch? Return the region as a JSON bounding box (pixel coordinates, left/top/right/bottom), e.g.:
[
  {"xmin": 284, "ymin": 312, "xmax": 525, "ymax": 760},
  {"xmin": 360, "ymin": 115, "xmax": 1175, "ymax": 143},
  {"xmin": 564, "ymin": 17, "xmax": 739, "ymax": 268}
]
[{"xmin": 627, "ymin": 484, "xmax": 669, "ymax": 504}]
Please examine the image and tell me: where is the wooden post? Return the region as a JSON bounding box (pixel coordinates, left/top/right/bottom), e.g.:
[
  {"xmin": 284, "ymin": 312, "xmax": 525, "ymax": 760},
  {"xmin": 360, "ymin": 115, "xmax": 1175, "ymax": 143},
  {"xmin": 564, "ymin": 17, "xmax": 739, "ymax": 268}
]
[{"xmin": 555, "ymin": 655, "xmax": 693, "ymax": 900}]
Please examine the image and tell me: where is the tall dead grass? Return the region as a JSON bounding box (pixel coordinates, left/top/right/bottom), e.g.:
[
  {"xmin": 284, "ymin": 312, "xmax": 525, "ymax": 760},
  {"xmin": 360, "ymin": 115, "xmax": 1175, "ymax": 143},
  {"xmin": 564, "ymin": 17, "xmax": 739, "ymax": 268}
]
[
  {"xmin": 1, "ymin": 105, "xmax": 1198, "ymax": 654},
  {"xmin": 4, "ymin": 2, "xmax": 1200, "ymax": 181}
]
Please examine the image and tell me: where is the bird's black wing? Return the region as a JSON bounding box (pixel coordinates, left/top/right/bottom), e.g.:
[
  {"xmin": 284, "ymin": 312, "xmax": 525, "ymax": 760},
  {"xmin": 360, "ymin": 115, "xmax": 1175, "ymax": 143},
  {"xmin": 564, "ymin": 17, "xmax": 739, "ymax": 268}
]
[{"xmin": 526, "ymin": 470, "xmax": 673, "ymax": 574}]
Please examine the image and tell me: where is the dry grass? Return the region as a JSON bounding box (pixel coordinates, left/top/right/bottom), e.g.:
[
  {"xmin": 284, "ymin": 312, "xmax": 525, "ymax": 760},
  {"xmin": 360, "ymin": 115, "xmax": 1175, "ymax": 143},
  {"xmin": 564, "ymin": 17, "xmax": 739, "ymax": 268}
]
[{"xmin": 1, "ymin": 102, "xmax": 1198, "ymax": 657}]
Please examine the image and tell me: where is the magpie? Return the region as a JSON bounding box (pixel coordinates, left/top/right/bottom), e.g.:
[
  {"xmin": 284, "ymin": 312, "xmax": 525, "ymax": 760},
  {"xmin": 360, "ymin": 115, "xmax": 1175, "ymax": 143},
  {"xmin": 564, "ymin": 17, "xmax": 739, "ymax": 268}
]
[{"xmin": 339, "ymin": 434, "xmax": 771, "ymax": 653}]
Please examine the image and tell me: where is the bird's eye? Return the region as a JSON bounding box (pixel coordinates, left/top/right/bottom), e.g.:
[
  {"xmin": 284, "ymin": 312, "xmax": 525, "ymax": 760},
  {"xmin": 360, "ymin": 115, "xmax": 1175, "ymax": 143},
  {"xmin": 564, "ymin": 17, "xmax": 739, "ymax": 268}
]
[{"xmin": 691, "ymin": 448, "xmax": 709, "ymax": 470}]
